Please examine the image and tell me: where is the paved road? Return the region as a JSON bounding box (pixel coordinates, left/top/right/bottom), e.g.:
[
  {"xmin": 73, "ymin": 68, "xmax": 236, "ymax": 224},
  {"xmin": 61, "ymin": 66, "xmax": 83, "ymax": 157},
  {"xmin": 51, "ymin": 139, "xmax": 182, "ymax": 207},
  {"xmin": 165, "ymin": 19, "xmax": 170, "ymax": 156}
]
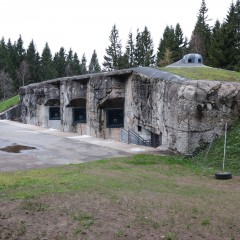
[
  {"xmin": 0, "ymin": 121, "xmax": 131, "ymax": 171},
  {"xmin": 0, "ymin": 120, "xmax": 162, "ymax": 172}
]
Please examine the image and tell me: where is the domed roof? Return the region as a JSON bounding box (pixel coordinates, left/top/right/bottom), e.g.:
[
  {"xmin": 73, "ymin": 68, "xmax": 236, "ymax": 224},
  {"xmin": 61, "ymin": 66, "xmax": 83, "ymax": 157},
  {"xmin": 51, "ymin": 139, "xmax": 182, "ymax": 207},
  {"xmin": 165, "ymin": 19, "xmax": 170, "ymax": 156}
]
[
  {"xmin": 183, "ymin": 53, "xmax": 203, "ymax": 64},
  {"xmin": 166, "ymin": 53, "xmax": 206, "ymax": 68}
]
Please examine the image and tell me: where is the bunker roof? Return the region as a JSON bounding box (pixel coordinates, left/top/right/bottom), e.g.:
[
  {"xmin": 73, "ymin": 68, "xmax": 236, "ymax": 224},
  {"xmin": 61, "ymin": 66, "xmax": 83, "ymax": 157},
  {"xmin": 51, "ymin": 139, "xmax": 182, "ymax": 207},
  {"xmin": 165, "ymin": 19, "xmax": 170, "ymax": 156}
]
[{"xmin": 20, "ymin": 67, "xmax": 188, "ymax": 90}]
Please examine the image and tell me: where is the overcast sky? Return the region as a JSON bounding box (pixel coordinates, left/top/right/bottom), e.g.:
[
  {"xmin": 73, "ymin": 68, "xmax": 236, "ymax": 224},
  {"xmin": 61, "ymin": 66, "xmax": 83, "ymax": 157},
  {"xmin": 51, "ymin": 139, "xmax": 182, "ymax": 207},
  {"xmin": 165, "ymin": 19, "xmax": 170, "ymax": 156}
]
[{"xmin": 1, "ymin": 0, "xmax": 234, "ymax": 64}]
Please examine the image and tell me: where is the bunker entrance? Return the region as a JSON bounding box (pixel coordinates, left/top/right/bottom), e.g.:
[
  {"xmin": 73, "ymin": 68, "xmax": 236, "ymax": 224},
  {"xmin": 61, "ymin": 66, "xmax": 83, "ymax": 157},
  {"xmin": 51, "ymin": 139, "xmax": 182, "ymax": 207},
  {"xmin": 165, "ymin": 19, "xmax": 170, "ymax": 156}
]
[
  {"xmin": 0, "ymin": 144, "xmax": 36, "ymax": 153},
  {"xmin": 151, "ymin": 132, "xmax": 162, "ymax": 148}
]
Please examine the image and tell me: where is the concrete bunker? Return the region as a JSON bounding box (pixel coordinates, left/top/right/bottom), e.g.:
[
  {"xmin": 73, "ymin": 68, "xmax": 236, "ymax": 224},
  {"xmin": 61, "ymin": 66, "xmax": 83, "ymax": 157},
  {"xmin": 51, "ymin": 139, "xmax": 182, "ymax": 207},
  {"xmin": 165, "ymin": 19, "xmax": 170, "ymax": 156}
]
[
  {"xmin": 166, "ymin": 53, "xmax": 205, "ymax": 68},
  {"xmin": 19, "ymin": 67, "xmax": 240, "ymax": 155},
  {"xmin": 183, "ymin": 53, "xmax": 203, "ymax": 64}
]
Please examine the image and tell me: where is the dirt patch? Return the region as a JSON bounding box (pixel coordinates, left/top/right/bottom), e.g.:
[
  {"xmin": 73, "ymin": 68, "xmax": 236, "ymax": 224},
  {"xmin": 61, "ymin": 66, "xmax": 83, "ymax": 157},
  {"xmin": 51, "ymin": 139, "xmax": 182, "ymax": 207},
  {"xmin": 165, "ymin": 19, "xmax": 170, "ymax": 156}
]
[{"xmin": 1, "ymin": 187, "xmax": 240, "ymax": 240}]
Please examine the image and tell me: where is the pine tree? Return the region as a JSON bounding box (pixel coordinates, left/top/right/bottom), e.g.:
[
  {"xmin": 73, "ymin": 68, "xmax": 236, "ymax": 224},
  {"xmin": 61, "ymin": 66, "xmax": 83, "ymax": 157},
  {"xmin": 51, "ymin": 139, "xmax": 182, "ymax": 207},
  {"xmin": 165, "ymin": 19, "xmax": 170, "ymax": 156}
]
[
  {"xmin": 156, "ymin": 23, "xmax": 187, "ymax": 66},
  {"xmin": 0, "ymin": 38, "xmax": 8, "ymax": 71},
  {"xmin": 89, "ymin": 50, "xmax": 101, "ymax": 73},
  {"xmin": 26, "ymin": 40, "xmax": 40, "ymax": 83},
  {"xmin": 141, "ymin": 26, "xmax": 155, "ymax": 66},
  {"xmin": 125, "ymin": 31, "xmax": 135, "ymax": 68},
  {"xmin": 39, "ymin": 43, "xmax": 57, "ymax": 81},
  {"xmin": 16, "ymin": 35, "xmax": 25, "ymax": 66},
  {"xmin": 103, "ymin": 24, "xmax": 122, "ymax": 70},
  {"xmin": 189, "ymin": 0, "xmax": 211, "ymax": 62},
  {"xmin": 6, "ymin": 39, "xmax": 17, "ymax": 89},
  {"xmin": 234, "ymin": 0, "xmax": 240, "ymax": 70},
  {"xmin": 80, "ymin": 54, "xmax": 87, "ymax": 74},
  {"xmin": 208, "ymin": 20, "xmax": 225, "ymax": 68},
  {"xmin": 134, "ymin": 29, "xmax": 144, "ymax": 66},
  {"xmin": 54, "ymin": 47, "xmax": 66, "ymax": 77},
  {"xmin": 117, "ymin": 54, "xmax": 129, "ymax": 69},
  {"xmin": 156, "ymin": 26, "xmax": 175, "ymax": 66},
  {"xmin": 72, "ymin": 53, "xmax": 81, "ymax": 75},
  {"xmin": 210, "ymin": 1, "xmax": 239, "ymax": 70},
  {"xmin": 134, "ymin": 27, "xmax": 154, "ymax": 66},
  {"xmin": 224, "ymin": 1, "xmax": 237, "ymax": 70},
  {"xmin": 65, "ymin": 49, "xmax": 74, "ymax": 76},
  {"xmin": 173, "ymin": 23, "xmax": 187, "ymax": 61}
]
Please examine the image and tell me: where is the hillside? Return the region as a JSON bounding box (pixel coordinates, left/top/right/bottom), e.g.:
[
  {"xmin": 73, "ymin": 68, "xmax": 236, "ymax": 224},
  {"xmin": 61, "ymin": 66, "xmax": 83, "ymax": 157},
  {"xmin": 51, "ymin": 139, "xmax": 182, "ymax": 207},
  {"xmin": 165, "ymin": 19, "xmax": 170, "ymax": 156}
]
[
  {"xmin": 191, "ymin": 119, "xmax": 240, "ymax": 175},
  {"xmin": 0, "ymin": 95, "xmax": 20, "ymax": 113},
  {"xmin": 161, "ymin": 67, "xmax": 240, "ymax": 82}
]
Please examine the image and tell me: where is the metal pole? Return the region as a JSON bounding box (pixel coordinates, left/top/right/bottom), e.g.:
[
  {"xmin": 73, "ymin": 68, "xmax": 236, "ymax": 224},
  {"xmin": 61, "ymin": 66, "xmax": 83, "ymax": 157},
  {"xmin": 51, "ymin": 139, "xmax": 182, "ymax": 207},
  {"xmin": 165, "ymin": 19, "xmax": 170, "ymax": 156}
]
[{"xmin": 223, "ymin": 123, "xmax": 227, "ymax": 172}]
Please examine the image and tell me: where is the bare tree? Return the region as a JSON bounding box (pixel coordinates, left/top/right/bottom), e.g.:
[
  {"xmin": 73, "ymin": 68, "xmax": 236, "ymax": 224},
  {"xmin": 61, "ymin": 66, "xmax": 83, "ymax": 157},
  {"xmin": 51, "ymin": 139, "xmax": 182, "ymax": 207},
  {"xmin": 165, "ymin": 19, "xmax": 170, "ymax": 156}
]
[
  {"xmin": 65, "ymin": 63, "xmax": 73, "ymax": 76},
  {"xmin": 0, "ymin": 70, "xmax": 14, "ymax": 100},
  {"xmin": 159, "ymin": 48, "xmax": 173, "ymax": 66},
  {"xmin": 16, "ymin": 60, "xmax": 31, "ymax": 86},
  {"xmin": 189, "ymin": 32, "xmax": 205, "ymax": 57}
]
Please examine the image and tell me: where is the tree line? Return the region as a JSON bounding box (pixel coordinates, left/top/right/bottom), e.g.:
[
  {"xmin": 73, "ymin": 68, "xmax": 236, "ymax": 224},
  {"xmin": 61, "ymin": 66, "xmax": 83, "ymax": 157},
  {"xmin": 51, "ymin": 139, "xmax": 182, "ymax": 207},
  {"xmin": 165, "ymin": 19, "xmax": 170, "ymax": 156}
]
[
  {"xmin": 104, "ymin": 0, "xmax": 240, "ymax": 70},
  {"xmin": 0, "ymin": 37, "xmax": 101, "ymax": 99},
  {"xmin": 0, "ymin": 0, "xmax": 239, "ymax": 100}
]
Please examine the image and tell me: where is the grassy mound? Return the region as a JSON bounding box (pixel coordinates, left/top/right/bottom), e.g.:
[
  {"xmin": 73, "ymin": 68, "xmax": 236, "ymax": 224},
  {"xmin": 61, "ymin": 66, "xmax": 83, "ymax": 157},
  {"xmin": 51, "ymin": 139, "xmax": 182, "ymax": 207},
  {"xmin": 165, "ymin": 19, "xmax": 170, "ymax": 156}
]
[
  {"xmin": 161, "ymin": 67, "xmax": 240, "ymax": 82},
  {"xmin": 0, "ymin": 95, "xmax": 20, "ymax": 113},
  {"xmin": 192, "ymin": 119, "xmax": 240, "ymax": 175}
]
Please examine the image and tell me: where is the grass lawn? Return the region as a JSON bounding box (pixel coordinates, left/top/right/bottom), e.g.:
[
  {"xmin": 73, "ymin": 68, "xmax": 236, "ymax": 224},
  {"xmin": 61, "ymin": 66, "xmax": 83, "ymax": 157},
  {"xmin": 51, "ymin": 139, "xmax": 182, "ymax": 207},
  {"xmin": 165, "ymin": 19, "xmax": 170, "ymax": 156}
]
[
  {"xmin": 161, "ymin": 67, "xmax": 240, "ymax": 82},
  {"xmin": 0, "ymin": 95, "xmax": 20, "ymax": 113},
  {"xmin": 0, "ymin": 154, "xmax": 239, "ymax": 239}
]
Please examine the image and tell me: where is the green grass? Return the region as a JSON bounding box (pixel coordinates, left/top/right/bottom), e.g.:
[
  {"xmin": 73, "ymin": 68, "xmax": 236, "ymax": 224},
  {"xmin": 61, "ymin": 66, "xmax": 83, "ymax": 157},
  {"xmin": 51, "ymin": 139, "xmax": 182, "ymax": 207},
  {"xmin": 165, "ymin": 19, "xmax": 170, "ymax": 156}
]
[
  {"xmin": 160, "ymin": 67, "xmax": 240, "ymax": 82},
  {"xmin": 0, "ymin": 155, "xmax": 211, "ymax": 200},
  {"xmin": 192, "ymin": 119, "xmax": 240, "ymax": 175},
  {"xmin": 0, "ymin": 95, "xmax": 20, "ymax": 113}
]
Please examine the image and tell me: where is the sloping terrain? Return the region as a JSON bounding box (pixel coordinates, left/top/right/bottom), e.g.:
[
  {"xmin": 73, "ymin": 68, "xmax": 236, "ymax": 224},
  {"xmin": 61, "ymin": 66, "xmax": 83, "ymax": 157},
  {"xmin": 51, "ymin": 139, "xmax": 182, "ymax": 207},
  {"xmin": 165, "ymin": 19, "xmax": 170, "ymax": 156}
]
[
  {"xmin": 192, "ymin": 119, "xmax": 240, "ymax": 175},
  {"xmin": 161, "ymin": 67, "xmax": 240, "ymax": 82},
  {"xmin": 0, "ymin": 95, "xmax": 19, "ymax": 113}
]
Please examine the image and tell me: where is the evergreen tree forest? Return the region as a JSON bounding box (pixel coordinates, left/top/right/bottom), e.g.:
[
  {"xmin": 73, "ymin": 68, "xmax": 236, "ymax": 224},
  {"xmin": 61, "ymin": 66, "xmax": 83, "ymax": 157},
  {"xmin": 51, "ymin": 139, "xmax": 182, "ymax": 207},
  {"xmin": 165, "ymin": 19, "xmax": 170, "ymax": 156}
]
[
  {"xmin": 0, "ymin": 0, "xmax": 239, "ymax": 100},
  {"xmin": 0, "ymin": 38, "xmax": 101, "ymax": 100}
]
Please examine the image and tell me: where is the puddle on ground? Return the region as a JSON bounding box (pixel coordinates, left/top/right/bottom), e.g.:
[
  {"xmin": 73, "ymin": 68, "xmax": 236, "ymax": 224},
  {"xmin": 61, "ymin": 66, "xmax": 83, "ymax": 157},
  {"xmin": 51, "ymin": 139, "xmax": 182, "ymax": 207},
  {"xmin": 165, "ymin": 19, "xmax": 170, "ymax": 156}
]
[{"xmin": 0, "ymin": 144, "xmax": 36, "ymax": 153}]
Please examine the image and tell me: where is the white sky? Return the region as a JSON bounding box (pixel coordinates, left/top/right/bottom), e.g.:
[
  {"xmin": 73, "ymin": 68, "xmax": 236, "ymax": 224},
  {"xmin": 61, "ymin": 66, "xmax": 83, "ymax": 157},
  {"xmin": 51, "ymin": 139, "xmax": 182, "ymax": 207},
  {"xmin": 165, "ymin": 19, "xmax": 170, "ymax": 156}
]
[{"xmin": 0, "ymin": 0, "xmax": 234, "ymax": 65}]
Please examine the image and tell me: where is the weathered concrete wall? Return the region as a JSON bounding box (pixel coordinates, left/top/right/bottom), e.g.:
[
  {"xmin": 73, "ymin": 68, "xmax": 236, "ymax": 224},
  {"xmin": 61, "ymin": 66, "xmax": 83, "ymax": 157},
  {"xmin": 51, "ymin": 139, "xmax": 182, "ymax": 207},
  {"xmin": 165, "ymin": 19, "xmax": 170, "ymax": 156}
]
[
  {"xmin": 87, "ymin": 74, "xmax": 127, "ymax": 140},
  {"xmin": 19, "ymin": 68, "xmax": 240, "ymax": 154},
  {"xmin": 129, "ymin": 73, "xmax": 240, "ymax": 154}
]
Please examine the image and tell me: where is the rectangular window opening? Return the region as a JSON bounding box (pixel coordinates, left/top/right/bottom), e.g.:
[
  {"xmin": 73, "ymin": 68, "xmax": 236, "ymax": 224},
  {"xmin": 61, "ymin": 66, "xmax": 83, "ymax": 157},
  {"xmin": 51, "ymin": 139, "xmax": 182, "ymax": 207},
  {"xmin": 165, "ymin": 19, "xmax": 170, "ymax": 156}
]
[
  {"xmin": 138, "ymin": 126, "xmax": 142, "ymax": 132},
  {"xmin": 106, "ymin": 109, "xmax": 124, "ymax": 128},
  {"xmin": 73, "ymin": 108, "xmax": 86, "ymax": 123},
  {"xmin": 49, "ymin": 107, "xmax": 60, "ymax": 120}
]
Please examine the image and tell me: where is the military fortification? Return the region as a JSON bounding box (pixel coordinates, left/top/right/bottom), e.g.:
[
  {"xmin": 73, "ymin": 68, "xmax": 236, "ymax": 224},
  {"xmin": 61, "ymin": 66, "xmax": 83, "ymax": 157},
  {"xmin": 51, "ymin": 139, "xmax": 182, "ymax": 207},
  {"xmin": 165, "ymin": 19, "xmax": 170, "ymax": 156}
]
[{"xmin": 19, "ymin": 62, "xmax": 240, "ymax": 155}]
